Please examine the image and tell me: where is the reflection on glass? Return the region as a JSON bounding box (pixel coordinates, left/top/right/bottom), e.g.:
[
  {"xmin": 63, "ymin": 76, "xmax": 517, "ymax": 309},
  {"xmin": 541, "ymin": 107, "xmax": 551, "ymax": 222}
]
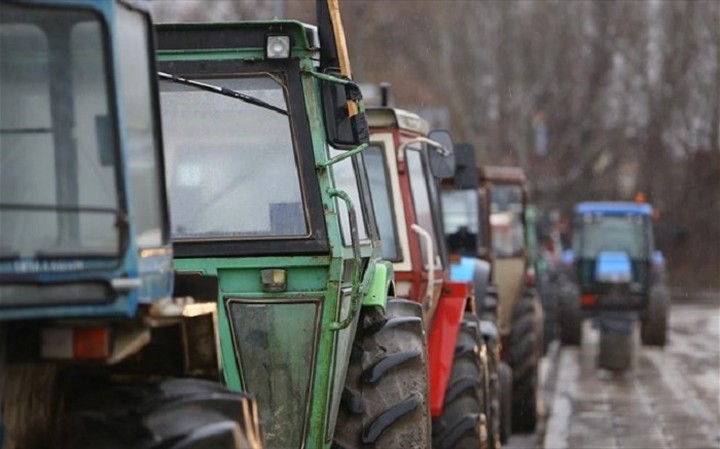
[
  {"xmin": 160, "ymin": 75, "xmax": 307, "ymax": 239},
  {"xmin": 442, "ymin": 189, "xmax": 478, "ymax": 256},
  {"xmin": 490, "ymin": 185, "xmax": 524, "ymax": 257},
  {"xmin": 578, "ymin": 215, "xmax": 647, "ymax": 259},
  {"xmin": 364, "ymin": 146, "xmax": 398, "ymax": 259},
  {"xmin": 0, "ymin": 5, "xmax": 119, "ymax": 259},
  {"xmin": 329, "ymin": 148, "xmax": 369, "ymax": 245}
]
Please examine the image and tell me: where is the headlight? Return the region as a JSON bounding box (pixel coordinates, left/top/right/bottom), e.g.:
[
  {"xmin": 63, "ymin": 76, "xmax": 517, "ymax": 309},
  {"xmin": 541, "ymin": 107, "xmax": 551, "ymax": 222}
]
[{"xmin": 265, "ymin": 35, "xmax": 291, "ymax": 59}]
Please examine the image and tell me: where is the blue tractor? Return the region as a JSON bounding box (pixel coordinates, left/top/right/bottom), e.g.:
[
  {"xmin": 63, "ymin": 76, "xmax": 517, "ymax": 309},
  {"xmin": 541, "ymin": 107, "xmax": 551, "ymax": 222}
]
[
  {"xmin": 557, "ymin": 202, "xmax": 669, "ymax": 371},
  {"xmin": 0, "ymin": 1, "xmax": 262, "ymax": 448}
]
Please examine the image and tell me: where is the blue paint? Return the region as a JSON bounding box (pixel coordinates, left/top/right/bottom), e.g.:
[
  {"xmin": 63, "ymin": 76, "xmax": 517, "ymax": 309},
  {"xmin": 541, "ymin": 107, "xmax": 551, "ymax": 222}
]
[{"xmin": 595, "ymin": 251, "xmax": 633, "ymax": 284}]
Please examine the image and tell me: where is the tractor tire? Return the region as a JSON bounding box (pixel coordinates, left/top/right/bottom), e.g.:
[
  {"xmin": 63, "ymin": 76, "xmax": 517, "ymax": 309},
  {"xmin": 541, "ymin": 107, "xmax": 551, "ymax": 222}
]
[
  {"xmin": 333, "ymin": 299, "xmax": 430, "ymax": 449},
  {"xmin": 61, "ymin": 377, "xmax": 264, "ymax": 449},
  {"xmin": 484, "ymin": 334, "xmax": 502, "ymax": 449},
  {"xmin": 1, "ymin": 362, "xmax": 60, "ymax": 449},
  {"xmin": 598, "ymin": 330, "xmax": 633, "ymax": 373},
  {"xmin": 558, "ymin": 281, "xmax": 582, "ymax": 346},
  {"xmin": 640, "ymin": 288, "xmax": 669, "ymax": 347},
  {"xmin": 508, "ymin": 294, "xmax": 542, "ymax": 433},
  {"xmin": 539, "ymin": 280, "xmax": 558, "ymax": 354},
  {"xmin": 497, "ymin": 362, "xmax": 513, "ymax": 444},
  {"xmin": 431, "ymin": 314, "xmax": 488, "ymax": 449}
]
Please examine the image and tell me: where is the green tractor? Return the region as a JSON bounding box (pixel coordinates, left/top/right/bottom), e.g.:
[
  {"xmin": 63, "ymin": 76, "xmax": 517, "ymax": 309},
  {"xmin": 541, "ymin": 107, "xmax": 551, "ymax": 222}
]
[{"xmin": 155, "ymin": 5, "xmax": 430, "ymax": 448}]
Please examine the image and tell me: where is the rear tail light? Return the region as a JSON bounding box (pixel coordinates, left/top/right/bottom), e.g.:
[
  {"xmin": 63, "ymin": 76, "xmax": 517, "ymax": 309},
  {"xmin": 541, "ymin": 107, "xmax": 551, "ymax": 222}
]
[
  {"xmin": 41, "ymin": 326, "xmax": 111, "ymax": 360},
  {"xmin": 525, "ymin": 267, "xmax": 536, "ymax": 286},
  {"xmin": 581, "ymin": 293, "xmax": 597, "ymax": 307}
]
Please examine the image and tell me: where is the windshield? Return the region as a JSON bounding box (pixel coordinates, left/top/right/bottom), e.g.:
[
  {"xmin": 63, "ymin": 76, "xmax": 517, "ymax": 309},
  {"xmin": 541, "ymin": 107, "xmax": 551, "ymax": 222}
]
[
  {"xmin": 0, "ymin": 4, "xmax": 120, "ymax": 259},
  {"xmin": 160, "ymin": 74, "xmax": 307, "ymax": 240},
  {"xmin": 490, "ymin": 185, "xmax": 524, "ymax": 257},
  {"xmin": 576, "ymin": 214, "xmax": 648, "ymax": 259},
  {"xmin": 442, "ymin": 189, "xmax": 478, "ymax": 256}
]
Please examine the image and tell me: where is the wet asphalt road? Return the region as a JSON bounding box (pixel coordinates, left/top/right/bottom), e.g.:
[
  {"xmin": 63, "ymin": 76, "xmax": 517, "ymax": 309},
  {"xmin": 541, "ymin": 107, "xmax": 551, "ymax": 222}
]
[{"xmin": 506, "ymin": 293, "xmax": 720, "ymax": 449}]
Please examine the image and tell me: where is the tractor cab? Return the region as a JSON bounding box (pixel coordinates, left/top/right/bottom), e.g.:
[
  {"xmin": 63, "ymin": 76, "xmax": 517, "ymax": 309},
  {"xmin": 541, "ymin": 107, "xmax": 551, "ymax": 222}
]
[{"xmin": 0, "ymin": 0, "xmax": 171, "ymax": 320}]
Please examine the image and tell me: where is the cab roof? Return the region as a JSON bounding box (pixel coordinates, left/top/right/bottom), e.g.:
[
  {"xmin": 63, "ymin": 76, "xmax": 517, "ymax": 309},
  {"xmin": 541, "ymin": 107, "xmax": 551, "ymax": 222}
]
[
  {"xmin": 367, "ymin": 107, "xmax": 429, "ymax": 135},
  {"xmin": 575, "ymin": 202, "xmax": 653, "ymax": 216},
  {"xmin": 478, "ymin": 166, "xmax": 526, "ymax": 184}
]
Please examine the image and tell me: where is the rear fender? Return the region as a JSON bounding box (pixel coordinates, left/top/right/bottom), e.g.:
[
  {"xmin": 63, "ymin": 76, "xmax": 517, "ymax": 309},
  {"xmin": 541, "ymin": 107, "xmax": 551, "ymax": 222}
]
[
  {"xmin": 427, "ymin": 281, "xmax": 468, "ymax": 417},
  {"xmin": 361, "ymin": 260, "xmax": 393, "ymax": 311}
]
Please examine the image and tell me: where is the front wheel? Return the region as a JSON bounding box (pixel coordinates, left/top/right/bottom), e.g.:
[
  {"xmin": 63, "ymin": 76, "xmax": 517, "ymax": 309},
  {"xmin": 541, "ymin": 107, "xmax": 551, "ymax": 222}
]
[
  {"xmin": 432, "ymin": 314, "xmax": 489, "ymax": 449},
  {"xmin": 333, "ymin": 299, "xmax": 431, "ymax": 448}
]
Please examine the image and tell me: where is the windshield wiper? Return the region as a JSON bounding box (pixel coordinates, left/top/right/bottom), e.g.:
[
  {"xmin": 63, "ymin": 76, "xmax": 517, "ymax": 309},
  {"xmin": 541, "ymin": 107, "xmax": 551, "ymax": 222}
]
[{"xmin": 158, "ymin": 72, "xmax": 288, "ymax": 116}]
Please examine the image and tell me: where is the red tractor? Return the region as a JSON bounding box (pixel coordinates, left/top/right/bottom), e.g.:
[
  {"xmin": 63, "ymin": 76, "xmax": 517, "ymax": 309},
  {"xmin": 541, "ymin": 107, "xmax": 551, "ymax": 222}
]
[{"xmin": 364, "ymin": 107, "xmax": 494, "ymax": 448}]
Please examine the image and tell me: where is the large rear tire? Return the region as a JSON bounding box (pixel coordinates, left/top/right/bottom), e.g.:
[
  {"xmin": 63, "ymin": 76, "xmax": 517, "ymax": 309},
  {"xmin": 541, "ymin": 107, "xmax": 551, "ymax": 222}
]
[
  {"xmin": 508, "ymin": 294, "xmax": 542, "ymax": 433},
  {"xmin": 431, "ymin": 314, "xmax": 488, "ymax": 449},
  {"xmin": 484, "ymin": 333, "xmax": 502, "ymax": 449},
  {"xmin": 61, "ymin": 377, "xmax": 264, "ymax": 449},
  {"xmin": 1, "ymin": 363, "xmax": 60, "ymax": 449},
  {"xmin": 498, "ymin": 362, "xmax": 513, "ymax": 444},
  {"xmin": 333, "ymin": 299, "xmax": 430, "ymax": 449},
  {"xmin": 640, "ymin": 288, "xmax": 668, "ymax": 347}
]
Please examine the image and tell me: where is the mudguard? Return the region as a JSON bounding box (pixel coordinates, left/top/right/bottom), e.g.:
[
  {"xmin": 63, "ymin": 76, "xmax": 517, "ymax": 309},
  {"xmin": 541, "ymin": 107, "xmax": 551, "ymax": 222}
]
[
  {"xmin": 450, "ymin": 257, "xmax": 492, "ymax": 315},
  {"xmin": 361, "ymin": 260, "xmax": 393, "ymax": 311},
  {"xmin": 427, "ymin": 281, "xmax": 469, "ymax": 417}
]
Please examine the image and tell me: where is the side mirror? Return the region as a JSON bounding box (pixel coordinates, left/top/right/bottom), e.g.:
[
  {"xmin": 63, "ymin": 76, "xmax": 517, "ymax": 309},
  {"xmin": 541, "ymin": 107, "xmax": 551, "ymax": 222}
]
[
  {"xmin": 321, "ymin": 69, "xmax": 369, "ymax": 149},
  {"xmin": 427, "ymin": 129, "xmax": 455, "ymax": 179}
]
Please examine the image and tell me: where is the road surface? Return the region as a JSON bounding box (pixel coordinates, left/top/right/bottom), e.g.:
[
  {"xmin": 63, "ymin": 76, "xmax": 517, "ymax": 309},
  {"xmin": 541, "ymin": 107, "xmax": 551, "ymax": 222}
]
[{"xmin": 507, "ymin": 294, "xmax": 720, "ymax": 449}]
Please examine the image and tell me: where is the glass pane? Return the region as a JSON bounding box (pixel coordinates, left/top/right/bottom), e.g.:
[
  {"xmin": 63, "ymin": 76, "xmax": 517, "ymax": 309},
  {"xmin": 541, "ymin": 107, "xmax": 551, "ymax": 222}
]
[
  {"xmin": 364, "ymin": 146, "xmax": 398, "ymax": 260},
  {"xmin": 406, "ymin": 148, "xmax": 440, "ymax": 265},
  {"xmin": 0, "ymin": 6, "xmax": 119, "ymax": 259},
  {"xmin": 578, "ymin": 215, "xmax": 646, "ymax": 259},
  {"xmin": 228, "ymin": 301, "xmax": 318, "ymax": 449},
  {"xmin": 490, "ymin": 185, "xmax": 525, "ymax": 256},
  {"xmin": 329, "ymin": 148, "xmax": 369, "ymax": 245},
  {"xmin": 116, "ymin": 5, "xmax": 164, "ymax": 248},
  {"xmin": 160, "ymin": 76, "xmax": 308, "ymax": 239},
  {"xmin": 442, "ymin": 189, "xmax": 478, "ymax": 256}
]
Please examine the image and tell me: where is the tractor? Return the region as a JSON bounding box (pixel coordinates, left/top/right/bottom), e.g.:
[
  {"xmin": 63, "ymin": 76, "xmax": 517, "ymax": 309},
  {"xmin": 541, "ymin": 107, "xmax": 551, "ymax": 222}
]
[
  {"xmin": 0, "ymin": 1, "xmax": 262, "ymax": 448},
  {"xmin": 557, "ymin": 202, "xmax": 669, "ymax": 372},
  {"xmin": 154, "ymin": 4, "xmax": 430, "ymax": 448},
  {"xmin": 365, "ymin": 108, "xmax": 493, "ymax": 448},
  {"xmin": 476, "ymin": 166, "xmax": 544, "ymax": 434}
]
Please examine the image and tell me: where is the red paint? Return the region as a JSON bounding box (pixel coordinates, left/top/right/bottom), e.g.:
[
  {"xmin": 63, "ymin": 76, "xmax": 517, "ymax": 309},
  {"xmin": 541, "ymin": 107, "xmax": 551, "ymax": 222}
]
[
  {"xmin": 427, "ymin": 291, "xmax": 467, "ymax": 417},
  {"xmin": 581, "ymin": 293, "xmax": 597, "ymax": 307}
]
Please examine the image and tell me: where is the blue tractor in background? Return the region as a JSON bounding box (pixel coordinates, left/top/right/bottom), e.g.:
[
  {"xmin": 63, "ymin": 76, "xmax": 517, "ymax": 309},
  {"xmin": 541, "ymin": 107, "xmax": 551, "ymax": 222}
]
[
  {"xmin": 0, "ymin": 1, "xmax": 262, "ymax": 448},
  {"xmin": 557, "ymin": 202, "xmax": 669, "ymax": 372}
]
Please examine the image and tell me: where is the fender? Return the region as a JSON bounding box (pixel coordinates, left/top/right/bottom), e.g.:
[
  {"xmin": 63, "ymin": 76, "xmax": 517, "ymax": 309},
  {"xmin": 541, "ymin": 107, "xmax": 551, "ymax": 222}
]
[
  {"xmin": 361, "ymin": 259, "xmax": 394, "ymax": 311},
  {"xmin": 427, "ymin": 281, "xmax": 469, "ymax": 417}
]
